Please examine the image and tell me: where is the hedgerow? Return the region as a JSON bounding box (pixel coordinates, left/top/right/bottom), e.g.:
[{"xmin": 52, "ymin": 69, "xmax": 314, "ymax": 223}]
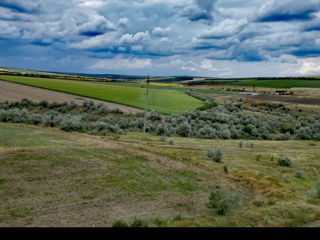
[{"xmin": 0, "ymin": 99, "xmax": 319, "ymax": 141}]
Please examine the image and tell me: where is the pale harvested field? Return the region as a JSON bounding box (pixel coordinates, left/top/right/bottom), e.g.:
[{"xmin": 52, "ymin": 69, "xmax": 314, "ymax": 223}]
[{"xmin": 0, "ymin": 80, "xmax": 142, "ymax": 114}]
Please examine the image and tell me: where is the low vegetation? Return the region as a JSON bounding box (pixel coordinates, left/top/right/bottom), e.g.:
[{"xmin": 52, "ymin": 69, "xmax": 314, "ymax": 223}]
[{"xmin": 1, "ymin": 98, "xmax": 320, "ymax": 141}]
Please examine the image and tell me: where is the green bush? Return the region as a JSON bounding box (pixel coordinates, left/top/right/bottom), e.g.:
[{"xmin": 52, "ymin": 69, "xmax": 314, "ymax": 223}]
[
  {"xmin": 160, "ymin": 135, "xmax": 166, "ymax": 142},
  {"xmin": 29, "ymin": 114, "xmax": 42, "ymax": 125},
  {"xmin": 239, "ymin": 139, "xmax": 243, "ymax": 148},
  {"xmin": 294, "ymin": 171, "xmax": 304, "ymax": 179},
  {"xmin": 223, "ymin": 165, "xmax": 228, "ymax": 174},
  {"xmin": 0, "ymin": 109, "xmax": 7, "ymax": 122},
  {"xmin": 206, "ymin": 190, "xmax": 240, "ymax": 215},
  {"xmin": 131, "ymin": 219, "xmax": 148, "ymax": 227},
  {"xmin": 197, "ymin": 102, "xmax": 218, "ymax": 111},
  {"xmin": 112, "ymin": 220, "xmax": 129, "ymax": 227},
  {"xmin": 206, "ymin": 148, "xmax": 222, "ymax": 163},
  {"xmin": 168, "ymin": 139, "xmax": 174, "ymax": 145},
  {"xmin": 39, "ymin": 100, "xmax": 49, "ymax": 108},
  {"xmin": 277, "ymin": 156, "xmax": 292, "ymax": 167}
]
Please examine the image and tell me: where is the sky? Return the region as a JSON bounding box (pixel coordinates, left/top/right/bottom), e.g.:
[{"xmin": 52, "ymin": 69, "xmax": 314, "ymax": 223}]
[{"xmin": 0, "ymin": 0, "xmax": 320, "ymax": 77}]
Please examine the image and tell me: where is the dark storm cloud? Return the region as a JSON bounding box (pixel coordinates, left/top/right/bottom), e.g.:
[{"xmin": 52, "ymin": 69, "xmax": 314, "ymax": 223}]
[
  {"xmin": 255, "ymin": 0, "xmax": 320, "ymax": 22},
  {"xmin": 0, "ymin": 0, "xmax": 41, "ymax": 14}
]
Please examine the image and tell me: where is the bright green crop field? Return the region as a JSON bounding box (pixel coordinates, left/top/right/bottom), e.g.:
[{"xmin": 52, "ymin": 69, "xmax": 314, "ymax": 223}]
[
  {"xmin": 0, "ymin": 75, "xmax": 203, "ymax": 114},
  {"xmin": 229, "ymin": 79, "xmax": 320, "ymax": 88}
]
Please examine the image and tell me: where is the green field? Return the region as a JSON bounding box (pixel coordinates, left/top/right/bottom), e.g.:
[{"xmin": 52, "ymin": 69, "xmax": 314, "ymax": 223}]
[
  {"xmin": 0, "ymin": 75, "xmax": 203, "ymax": 114},
  {"xmin": 229, "ymin": 79, "xmax": 320, "ymax": 88}
]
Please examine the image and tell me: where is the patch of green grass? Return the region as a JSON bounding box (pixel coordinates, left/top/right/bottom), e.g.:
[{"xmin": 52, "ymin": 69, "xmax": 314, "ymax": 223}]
[
  {"xmin": 229, "ymin": 79, "xmax": 320, "ymax": 88},
  {"xmin": 0, "ymin": 75, "xmax": 203, "ymax": 114}
]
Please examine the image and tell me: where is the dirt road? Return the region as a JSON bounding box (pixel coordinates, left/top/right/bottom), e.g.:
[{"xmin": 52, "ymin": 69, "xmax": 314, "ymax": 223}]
[{"xmin": 0, "ymin": 80, "xmax": 143, "ymax": 114}]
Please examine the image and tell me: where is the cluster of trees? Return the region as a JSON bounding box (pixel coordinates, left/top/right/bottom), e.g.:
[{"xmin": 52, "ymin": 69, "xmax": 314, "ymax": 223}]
[{"xmin": 0, "ymin": 99, "xmax": 319, "ymax": 140}]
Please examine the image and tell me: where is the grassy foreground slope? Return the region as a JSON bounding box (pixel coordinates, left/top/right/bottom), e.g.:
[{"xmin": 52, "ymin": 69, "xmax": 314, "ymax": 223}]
[
  {"xmin": 0, "ymin": 75, "xmax": 203, "ymax": 114},
  {"xmin": 1, "ymin": 123, "xmax": 320, "ymax": 227}
]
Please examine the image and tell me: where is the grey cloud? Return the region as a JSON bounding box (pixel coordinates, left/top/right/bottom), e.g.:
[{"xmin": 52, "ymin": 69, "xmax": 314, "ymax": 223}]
[
  {"xmin": 181, "ymin": 0, "xmax": 218, "ymax": 24},
  {"xmin": 255, "ymin": 0, "xmax": 320, "ymax": 22},
  {"xmin": 0, "ymin": 0, "xmax": 41, "ymax": 14}
]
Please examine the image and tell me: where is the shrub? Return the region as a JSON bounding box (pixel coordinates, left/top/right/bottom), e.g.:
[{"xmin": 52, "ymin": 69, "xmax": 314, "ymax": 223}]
[
  {"xmin": 223, "ymin": 165, "xmax": 228, "ymax": 174},
  {"xmin": 0, "ymin": 109, "xmax": 7, "ymax": 122},
  {"xmin": 113, "ymin": 108, "xmax": 123, "ymax": 114},
  {"xmin": 29, "ymin": 114, "xmax": 42, "ymax": 125},
  {"xmin": 49, "ymin": 102, "xmax": 61, "ymax": 109},
  {"xmin": 60, "ymin": 115, "xmax": 86, "ymax": 132},
  {"xmin": 176, "ymin": 122, "xmax": 190, "ymax": 137},
  {"xmin": 96, "ymin": 103, "xmax": 109, "ymax": 114},
  {"xmin": 6, "ymin": 108, "xmax": 29, "ymax": 123},
  {"xmin": 131, "ymin": 219, "xmax": 148, "ymax": 227},
  {"xmin": 206, "ymin": 148, "xmax": 222, "ymax": 163},
  {"xmin": 148, "ymin": 110, "xmax": 161, "ymax": 121},
  {"xmin": 82, "ymin": 100, "xmax": 96, "ymax": 112},
  {"xmin": 197, "ymin": 102, "xmax": 218, "ymax": 111},
  {"xmin": 277, "ymin": 156, "xmax": 292, "ymax": 167},
  {"xmin": 43, "ymin": 111, "xmax": 62, "ymax": 127},
  {"xmin": 168, "ymin": 139, "xmax": 174, "ymax": 145},
  {"xmin": 294, "ymin": 171, "xmax": 304, "ymax": 179},
  {"xmin": 20, "ymin": 98, "xmax": 35, "ymax": 108},
  {"xmin": 206, "ymin": 190, "xmax": 240, "ymax": 215},
  {"xmin": 239, "ymin": 139, "xmax": 243, "ymax": 148},
  {"xmin": 112, "ymin": 220, "xmax": 129, "ymax": 227},
  {"xmin": 160, "ymin": 135, "xmax": 166, "ymax": 142},
  {"xmin": 39, "ymin": 100, "xmax": 49, "ymax": 108},
  {"xmin": 68, "ymin": 100, "xmax": 76, "ymax": 109}
]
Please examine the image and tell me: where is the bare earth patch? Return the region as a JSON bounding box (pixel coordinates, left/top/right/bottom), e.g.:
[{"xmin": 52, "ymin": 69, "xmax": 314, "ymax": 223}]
[
  {"xmin": 0, "ymin": 80, "xmax": 142, "ymax": 114},
  {"xmin": 241, "ymin": 94, "xmax": 320, "ymax": 105}
]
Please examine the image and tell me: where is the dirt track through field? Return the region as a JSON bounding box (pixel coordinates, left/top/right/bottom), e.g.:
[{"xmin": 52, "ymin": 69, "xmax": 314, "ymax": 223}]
[{"xmin": 0, "ymin": 80, "xmax": 142, "ymax": 114}]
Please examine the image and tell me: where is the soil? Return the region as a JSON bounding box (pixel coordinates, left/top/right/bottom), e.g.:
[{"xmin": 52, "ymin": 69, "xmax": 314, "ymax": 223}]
[{"xmin": 242, "ymin": 94, "xmax": 320, "ymax": 105}]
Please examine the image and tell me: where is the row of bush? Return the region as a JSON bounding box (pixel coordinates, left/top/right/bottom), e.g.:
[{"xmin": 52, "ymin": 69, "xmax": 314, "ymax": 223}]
[{"xmin": 1, "ymin": 99, "xmax": 319, "ymax": 140}]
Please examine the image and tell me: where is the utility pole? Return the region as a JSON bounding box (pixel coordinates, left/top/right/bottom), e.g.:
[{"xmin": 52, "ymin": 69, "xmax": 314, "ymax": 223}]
[{"xmin": 143, "ymin": 75, "xmax": 150, "ymax": 137}]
